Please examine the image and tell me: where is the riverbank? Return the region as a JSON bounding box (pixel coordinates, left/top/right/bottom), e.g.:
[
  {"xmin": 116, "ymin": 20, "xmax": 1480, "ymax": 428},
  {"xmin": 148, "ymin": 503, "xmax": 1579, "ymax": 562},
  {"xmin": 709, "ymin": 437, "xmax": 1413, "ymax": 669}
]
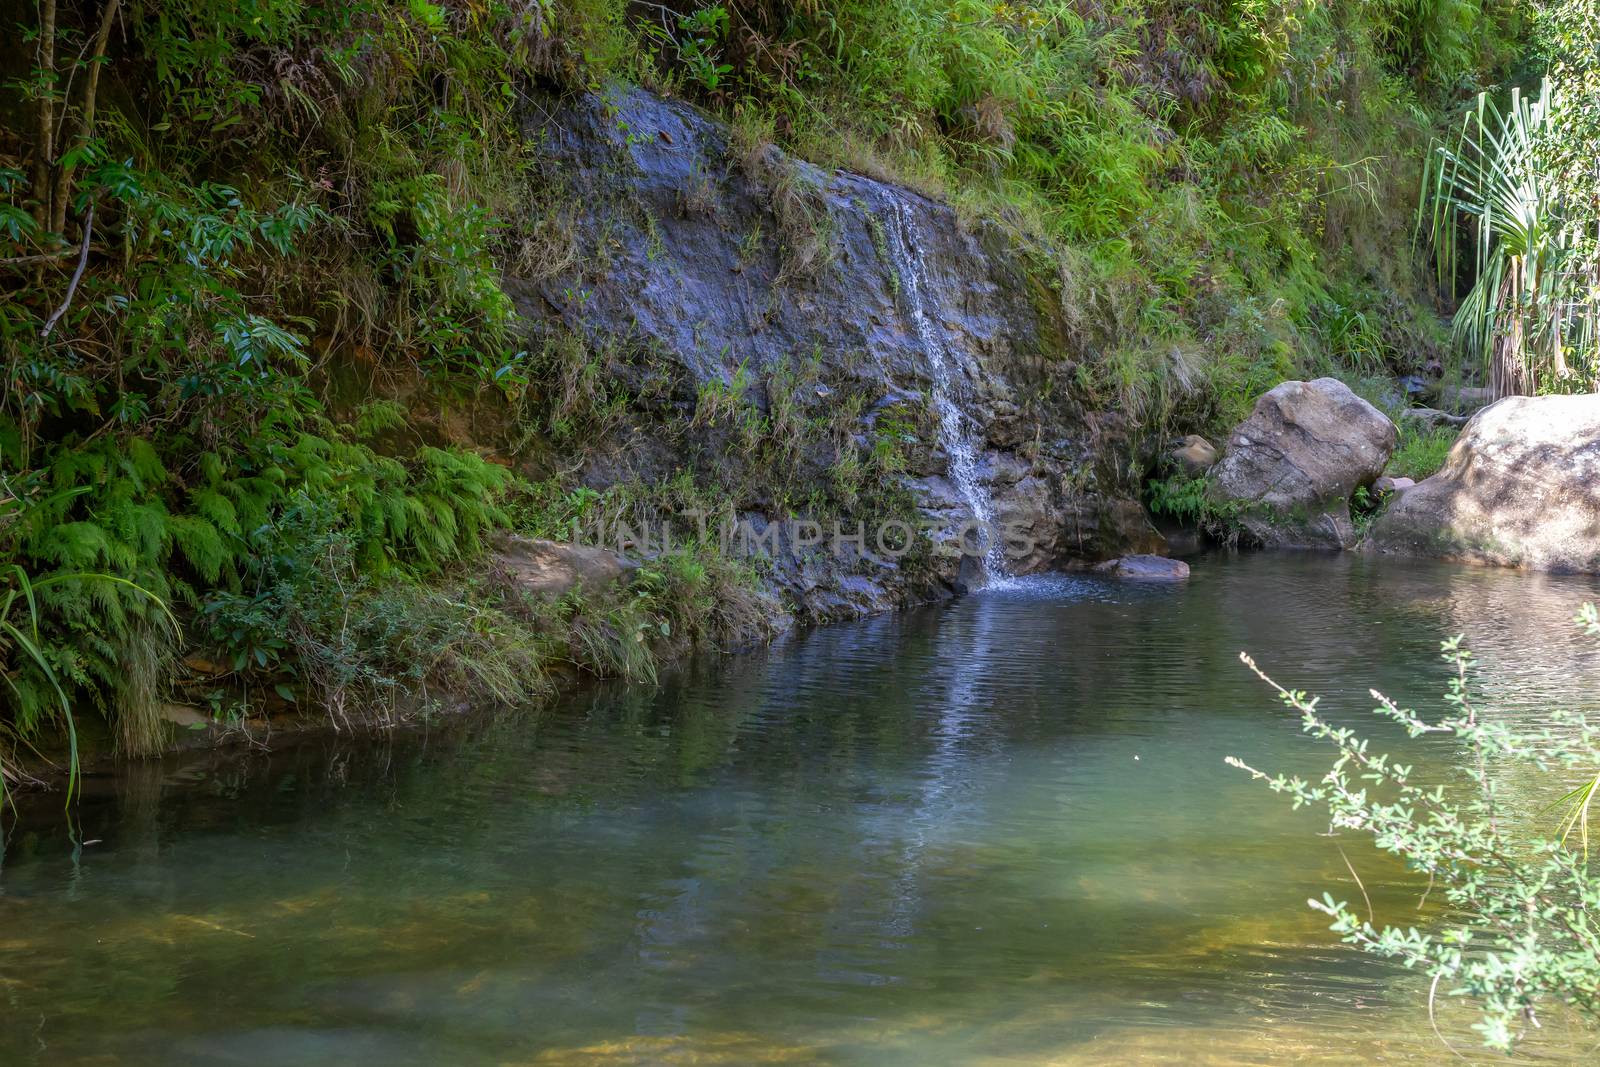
[{"xmin": 8, "ymin": 526, "xmax": 953, "ymax": 793}]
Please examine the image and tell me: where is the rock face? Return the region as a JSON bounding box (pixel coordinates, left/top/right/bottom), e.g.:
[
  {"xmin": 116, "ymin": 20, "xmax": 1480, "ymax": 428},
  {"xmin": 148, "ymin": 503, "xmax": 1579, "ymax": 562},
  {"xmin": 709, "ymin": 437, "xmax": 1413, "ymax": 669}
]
[
  {"xmin": 1368, "ymin": 394, "xmax": 1600, "ymax": 572},
  {"xmin": 1094, "ymin": 555, "xmax": 1190, "ymax": 581},
  {"xmin": 1209, "ymin": 378, "xmax": 1397, "ymax": 549},
  {"xmin": 501, "ymin": 86, "xmax": 1160, "ymax": 619}
]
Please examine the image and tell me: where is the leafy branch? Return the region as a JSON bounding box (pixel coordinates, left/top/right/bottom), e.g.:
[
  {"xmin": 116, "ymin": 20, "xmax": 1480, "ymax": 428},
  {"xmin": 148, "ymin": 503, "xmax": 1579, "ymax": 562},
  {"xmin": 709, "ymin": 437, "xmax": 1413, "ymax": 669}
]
[{"xmin": 1231, "ymin": 623, "xmax": 1600, "ymax": 1051}]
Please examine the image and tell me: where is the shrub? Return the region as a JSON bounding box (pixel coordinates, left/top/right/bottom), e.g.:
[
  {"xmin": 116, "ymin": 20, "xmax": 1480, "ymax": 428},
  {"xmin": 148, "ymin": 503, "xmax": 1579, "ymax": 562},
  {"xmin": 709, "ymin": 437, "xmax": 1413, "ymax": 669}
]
[
  {"xmin": 1231, "ymin": 612, "xmax": 1600, "ymax": 1052},
  {"xmin": 1146, "ymin": 471, "xmax": 1244, "ymax": 542},
  {"xmin": 1387, "ymin": 422, "xmax": 1459, "ymax": 481}
]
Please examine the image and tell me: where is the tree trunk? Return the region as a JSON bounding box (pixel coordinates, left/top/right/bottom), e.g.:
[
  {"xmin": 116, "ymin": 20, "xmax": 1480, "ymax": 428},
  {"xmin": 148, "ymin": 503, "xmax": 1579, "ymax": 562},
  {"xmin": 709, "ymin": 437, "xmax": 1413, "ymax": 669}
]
[
  {"xmin": 1491, "ymin": 314, "xmax": 1533, "ymax": 399},
  {"xmin": 32, "ymin": 0, "xmax": 58, "ymax": 235},
  {"xmin": 51, "ymin": 0, "xmax": 122, "ymax": 238}
]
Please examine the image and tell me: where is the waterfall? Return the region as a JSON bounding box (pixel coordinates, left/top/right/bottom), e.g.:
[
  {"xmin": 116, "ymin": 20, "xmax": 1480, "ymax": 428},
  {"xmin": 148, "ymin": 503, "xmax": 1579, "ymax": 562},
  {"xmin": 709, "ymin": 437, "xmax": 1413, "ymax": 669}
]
[{"xmin": 882, "ymin": 199, "xmax": 1009, "ymax": 582}]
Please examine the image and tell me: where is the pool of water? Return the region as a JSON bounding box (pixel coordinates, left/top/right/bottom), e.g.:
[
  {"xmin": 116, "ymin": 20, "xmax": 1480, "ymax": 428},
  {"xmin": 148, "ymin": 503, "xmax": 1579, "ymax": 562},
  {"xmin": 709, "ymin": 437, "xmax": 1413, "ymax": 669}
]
[{"xmin": 5, "ymin": 552, "xmax": 1600, "ymax": 1065}]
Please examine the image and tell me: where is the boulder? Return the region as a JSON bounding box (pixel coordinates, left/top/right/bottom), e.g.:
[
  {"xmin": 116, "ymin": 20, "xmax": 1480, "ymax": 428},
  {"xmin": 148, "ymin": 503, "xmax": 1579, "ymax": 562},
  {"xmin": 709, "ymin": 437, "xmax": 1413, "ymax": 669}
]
[
  {"xmin": 158, "ymin": 703, "xmax": 211, "ymax": 729},
  {"xmin": 1094, "ymin": 555, "xmax": 1190, "ymax": 581},
  {"xmin": 181, "ymin": 652, "xmax": 229, "ymax": 677},
  {"xmin": 1170, "ymin": 434, "xmax": 1219, "ymax": 475},
  {"xmin": 1209, "ymin": 378, "xmax": 1398, "ymax": 549},
  {"xmin": 492, "ymin": 535, "xmax": 635, "ymax": 599},
  {"xmin": 1368, "ymin": 394, "xmax": 1600, "ymax": 572},
  {"xmin": 1373, "ymin": 476, "xmax": 1415, "ymax": 494}
]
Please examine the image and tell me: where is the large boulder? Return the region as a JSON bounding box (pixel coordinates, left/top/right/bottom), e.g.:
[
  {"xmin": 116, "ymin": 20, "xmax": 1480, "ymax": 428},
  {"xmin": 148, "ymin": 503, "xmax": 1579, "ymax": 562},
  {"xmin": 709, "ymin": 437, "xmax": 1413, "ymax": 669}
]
[
  {"xmin": 1368, "ymin": 394, "xmax": 1600, "ymax": 572},
  {"xmin": 1209, "ymin": 378, "xmax": 1397, "ymax": 549}
]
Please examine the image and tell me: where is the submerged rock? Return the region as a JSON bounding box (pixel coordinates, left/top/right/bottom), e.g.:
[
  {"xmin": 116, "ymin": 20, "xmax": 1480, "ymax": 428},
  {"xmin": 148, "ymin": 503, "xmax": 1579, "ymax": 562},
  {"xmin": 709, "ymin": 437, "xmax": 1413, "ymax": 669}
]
[
  {"xmin": 1368, "ymin": 394, "xmax": 1600, "ymax": 572},
  {"xmin": 1094, "ymin": 555, "xmax": 1190, "ymax": 580},
  {"xmin": 1209, "ymin": 378, "xmax": 1397, "ymax": 549}
]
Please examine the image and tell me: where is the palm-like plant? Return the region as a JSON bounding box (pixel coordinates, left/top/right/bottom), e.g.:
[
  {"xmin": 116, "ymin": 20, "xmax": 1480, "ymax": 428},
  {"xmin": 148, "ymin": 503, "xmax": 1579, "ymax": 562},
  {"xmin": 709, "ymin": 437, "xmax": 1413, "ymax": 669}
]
[{"xmin": 1420, "ymin": 78, "xmax": 1598, "ymax": 397}]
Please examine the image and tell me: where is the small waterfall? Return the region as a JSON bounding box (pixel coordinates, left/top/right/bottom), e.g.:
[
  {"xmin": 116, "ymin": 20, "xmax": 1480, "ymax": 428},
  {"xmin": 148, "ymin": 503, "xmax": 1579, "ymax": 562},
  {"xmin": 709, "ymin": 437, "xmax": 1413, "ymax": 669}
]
[{"xmin": 882, "ymin": 199, "xmax": 1009, "ymax": 582}]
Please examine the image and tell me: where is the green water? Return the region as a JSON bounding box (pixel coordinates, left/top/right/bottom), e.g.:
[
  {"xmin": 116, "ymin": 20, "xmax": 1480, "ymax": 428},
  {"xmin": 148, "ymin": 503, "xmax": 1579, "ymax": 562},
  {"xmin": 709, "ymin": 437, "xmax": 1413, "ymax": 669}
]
[{"xmin": 5, "ymin": 553, "xmax": 1600, "ymax": 1065}]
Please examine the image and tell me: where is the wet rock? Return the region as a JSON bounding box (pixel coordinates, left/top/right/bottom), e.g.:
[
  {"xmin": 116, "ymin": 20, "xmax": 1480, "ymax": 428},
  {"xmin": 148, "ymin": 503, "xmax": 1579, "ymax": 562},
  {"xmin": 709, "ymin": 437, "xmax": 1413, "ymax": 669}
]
[
  {"xmin": 1368, "ymin": 394, "xmax": 1600, "ymax": 572},
  {"xmin": 508, "ymin": 86, "xmax": 1157, "ymax": 619},
  {"xmin": 801, "ymin": 573, "xmax": 898, "ymax": 621},
  {"xmin": 492, "ymin": 536, "xmax": 635, "ymax": 599},
  {"xmin": 1093, "ymin": 555, "xmax": 1190, "ymax": 580},
  {"xmin": 1170, "ymin": 434, "xmax": 1218, "ymax": 475},
  {"xmin": 1209, "ymin": 378, "xmax": 1397, "ymax": 549}
]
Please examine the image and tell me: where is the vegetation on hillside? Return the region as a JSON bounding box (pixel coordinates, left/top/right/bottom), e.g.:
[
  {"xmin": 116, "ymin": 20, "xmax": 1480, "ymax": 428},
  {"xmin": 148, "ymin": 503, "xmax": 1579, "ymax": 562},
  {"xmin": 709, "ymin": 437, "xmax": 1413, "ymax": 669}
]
[
  {"xmin": 0, "ymin": 0, "xmax": 1586, "ymax": 779},
  {"xmin": 607, "ymin": 0, "xmax": 1521, "ymax": 426},
  {"xmin": 1418, "ymin": 0, "xmax": 1600, "ymax": 396}
]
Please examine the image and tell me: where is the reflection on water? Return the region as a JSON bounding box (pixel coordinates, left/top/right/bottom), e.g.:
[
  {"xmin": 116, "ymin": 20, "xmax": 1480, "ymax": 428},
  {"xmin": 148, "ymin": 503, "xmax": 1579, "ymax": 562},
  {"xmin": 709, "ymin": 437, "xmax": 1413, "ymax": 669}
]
[{"xmin": 4, "ymin": 554, "xmax": 1600, "ymax": 1065}]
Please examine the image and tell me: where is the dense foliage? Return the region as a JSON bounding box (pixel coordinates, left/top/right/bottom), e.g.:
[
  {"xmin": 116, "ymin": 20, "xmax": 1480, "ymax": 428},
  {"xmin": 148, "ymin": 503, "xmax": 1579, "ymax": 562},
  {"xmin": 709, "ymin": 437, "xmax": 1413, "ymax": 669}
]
[
  {"xmin": 0, "ymin": 0, "xmax": 773, "ymax": 787},
  {"xmin": 1, "ymin": 1, "xmax": 542, "ymax": 781},
  {"xmin": 1417, "ymin": 0, "xmax": 1600, "ymax": 395},
  {"xmin": 609, "ymin": 0, "xmax": 1523, "ymax": 422},
  {"xmin": 0, "ymin": 0, "xmax": 1575, "ymax": 780}
]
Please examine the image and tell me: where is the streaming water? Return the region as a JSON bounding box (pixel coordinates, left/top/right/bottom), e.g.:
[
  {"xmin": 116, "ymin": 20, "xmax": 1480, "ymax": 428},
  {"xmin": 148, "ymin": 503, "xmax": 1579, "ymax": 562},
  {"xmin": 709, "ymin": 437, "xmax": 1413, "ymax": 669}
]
[
  {"xmin": 881, "ymin": 199, "xmax": 1008, "ymax": 583},
  {"xmin": 4, "ymin": 554, "xmax": 1600, "ymax": 1065}
]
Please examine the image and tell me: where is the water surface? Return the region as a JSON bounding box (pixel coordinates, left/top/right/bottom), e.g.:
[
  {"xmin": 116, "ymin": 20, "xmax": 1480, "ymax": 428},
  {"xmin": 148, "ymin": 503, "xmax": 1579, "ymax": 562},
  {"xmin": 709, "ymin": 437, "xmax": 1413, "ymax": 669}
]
[{"xmin": 5, "ymin": 553, "xmax": 1600, "ymax": 1064}]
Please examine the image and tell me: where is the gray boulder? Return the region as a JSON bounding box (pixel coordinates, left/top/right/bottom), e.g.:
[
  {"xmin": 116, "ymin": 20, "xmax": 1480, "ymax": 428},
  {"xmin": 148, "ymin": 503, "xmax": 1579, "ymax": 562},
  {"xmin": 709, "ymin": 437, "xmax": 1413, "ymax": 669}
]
[
  {"xmin": 1399, "ymin": 406, "xmax": 1467, "ymax": 430},
  {"xmin": 1438, "ymin": 383, "xmax": 1497, "ymax": 414},
  {"xmin": 1368, "ymin": 394, "xmax": 1600, "ymax": 572},
  {"xmin": 1209, "ymin": 378, "xmax": 1397, "ymax": 549},
  {"xmin": 1093, "ymin": 555, "xmax": 1190, "ymax": 581}
]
